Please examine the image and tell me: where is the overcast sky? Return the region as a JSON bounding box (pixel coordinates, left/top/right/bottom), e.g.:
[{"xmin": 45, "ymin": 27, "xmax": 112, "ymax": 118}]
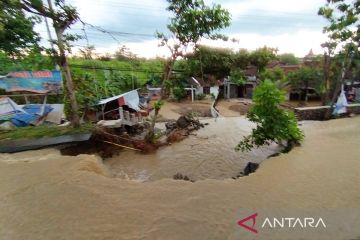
[{"xmin": 35, "ymin": 0, "xmax": 330, "ymax": 58}]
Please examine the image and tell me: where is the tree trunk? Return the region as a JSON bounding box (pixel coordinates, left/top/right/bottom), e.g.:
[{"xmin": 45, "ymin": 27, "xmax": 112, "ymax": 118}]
[
  {"xmin": 322, "ymin": 53, "xmax": 331, "ymax": 105},
  {"xmin": 160, "ymin": 58, "xmax": 174, "ymax": 99},
  {"xmin": 55, "ymin": 29, "xmax": 80, "ymax": 127},
  {"xmin": 325, "ymin": 53, "xmax": 354, "ymax": 119},
  {"xmin": 304, "ymin": 82, "xmax": 309, "ymax": 105}
]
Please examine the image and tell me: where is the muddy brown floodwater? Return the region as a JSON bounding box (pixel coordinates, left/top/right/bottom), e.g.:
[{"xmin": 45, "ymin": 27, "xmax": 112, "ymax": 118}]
[
  {"xmin": 0, "ymin": 116, "xmax": 360, "ymax": 240},
  {"xmin": 104, "ymin": 117, "xmax": 280, "ymax": 181}
]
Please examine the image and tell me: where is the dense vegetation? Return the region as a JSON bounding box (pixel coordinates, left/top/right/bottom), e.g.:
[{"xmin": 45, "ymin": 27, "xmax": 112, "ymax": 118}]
[
  {"xmin": 236, "ymin": 80, "xmax": 304, "ymax": 152},
  {"xmin": 0, "ymin": 0, "xmax": 359, "ymax": 121},
  {"xmin": 0, "ymin": 124, "xmax": 93, "ymax": 140}
]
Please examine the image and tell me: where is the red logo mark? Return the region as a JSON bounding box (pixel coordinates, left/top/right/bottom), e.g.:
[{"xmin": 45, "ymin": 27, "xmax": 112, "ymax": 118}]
[{"xmin": 238, "ymin": 213, "xmax": 258, "ymax": 233}]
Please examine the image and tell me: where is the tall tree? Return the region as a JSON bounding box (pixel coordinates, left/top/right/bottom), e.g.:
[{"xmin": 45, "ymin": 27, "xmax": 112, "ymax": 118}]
[
  {"xmin": 232, "ymin": 49, "xmax": 251, "ymax": 69},
  {"xmin": 17, "ymin": 0, "xmax": 81, "ymax": 127},
  {"xmin": 288, "ymin": 67, "xmax": 322, "ymax": 105},
  {"xmin": 78, "ymin": 45, "xmax": 95, "ymax": 60},
  {"xmin": 0, "ymin": 1, "xmax": 41, "ymax": 56},
  {"xmin": 318, "ymin": 0, "xmax": 360, "ymax": 116},
  {"xmin": 236, "ymin": 80, "xmax": 303, "ymax": 152},
  {"xmin": 259, "ymin": 67, "xmax": 288, "ymax": 90},
  {"xmin": 278, "ymin": 53, "xmax": 300, "ymax": 65},
  {"xmin": 249, "ymin": 46, "xmax": 278, "ymax": 73},
  {"xmin": 158, "ymin": 0, "xmax": 231, "ymax": 97},
  {"xmin": 186, "ymin": 45, "xmax": 233, "ymax": 78}
]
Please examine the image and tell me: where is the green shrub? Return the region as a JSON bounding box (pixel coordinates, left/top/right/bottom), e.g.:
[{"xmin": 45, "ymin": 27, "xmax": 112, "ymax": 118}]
[
  {"xmin": 173, "ymin": 86, "xmax": 187, "ymax": 102},
  {"xmin": 230, "ymin": 69, "xmax": 247, "ymax": 86},
  {"xmin": 196, "ymin": 93, "xmax": 206, "ymax": 100},
  {"xmin": 236, "ymin": 79, "xmax": 303, "ymax": 152}
]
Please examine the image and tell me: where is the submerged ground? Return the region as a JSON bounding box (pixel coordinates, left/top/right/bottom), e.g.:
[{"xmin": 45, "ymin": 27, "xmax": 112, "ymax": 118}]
[{"xmin": 0, "ymin": 116, "xmax": 359, "ymax": 239}]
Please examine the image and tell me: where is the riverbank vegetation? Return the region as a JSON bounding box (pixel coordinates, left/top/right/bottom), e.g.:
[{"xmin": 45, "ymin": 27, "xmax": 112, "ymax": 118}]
[
  {"xmin": 0, "ymin": 124, "xmax": 94, "ymax": 140},
  {"xmin": 236, "ymin": 80, "xmax": 303, "ymax": 152},
  {"xmin": 0, "ymin": 0, "xmax": 359, "ymax": 143}
]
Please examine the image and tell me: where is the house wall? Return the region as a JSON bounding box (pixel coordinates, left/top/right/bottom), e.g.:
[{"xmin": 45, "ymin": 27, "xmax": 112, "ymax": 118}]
[
  {"xmin": 195, "ymin": 86, "xmax": 203, "ymax": 95},
  {"xmin": 294, "ymin": 104, "xmax": 360, "ymax": 120}
]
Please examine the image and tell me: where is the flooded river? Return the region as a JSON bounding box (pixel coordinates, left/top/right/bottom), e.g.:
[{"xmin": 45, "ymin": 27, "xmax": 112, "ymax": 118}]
[
  {"xmin": 104, "ymin": 117, "xmax": 280, "ymax": 181},
  {"xmin": 1, "ymin": 117, "xmax": 360, "ymax": 239}
]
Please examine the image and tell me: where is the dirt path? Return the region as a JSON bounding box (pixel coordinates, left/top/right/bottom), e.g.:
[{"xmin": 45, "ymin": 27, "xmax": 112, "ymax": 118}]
[{"xmin": 0, "ymin": 117, "xmax": 359, "ymax": 240}]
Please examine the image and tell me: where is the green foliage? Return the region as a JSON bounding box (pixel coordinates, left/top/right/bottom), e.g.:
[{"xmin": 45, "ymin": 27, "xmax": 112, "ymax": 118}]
[
  {"xmin": 186, "ymin": 45, "xmax": 233, "ymax": 78},
  {"xmin": 0, "ymin": 0, "xmax": 40, "ymax": 56},
  {"xmin": 0, "ymin": 124, "xmax": 93, "ymax": 140},
  {"xmin": 146, "ymin": 100, "xmax": 164, "ymax": 142},
  {"xmin": 318, "ymin": 0, "xmax": 359, "ymax": 109},
  {"xmin": 69, "ymin": 57, "xmax": 164, "ymax": 85},
  {"xmin": 232, "ymin": 49, "xmax": 251, "ymax": 69},
  {"xmin": 287, "ymin": 67, "xmax": 322, "ymax": 92},
  {"xmin": 196, "ymin": 93, "xmax": 206, "ymax": 100},
  {"xmin": 259, "ymin": 67, "xmax": 285, "ymax": 82},
  {"xmin": 157, "ymin": 0, "xmax": 231, "ymax": 86},
  {"xmin": 236, "ymin": 80, "xmax": 303, "ymax": 152},
  {"xmin": 18, "ymin": 0, "xmax": 81, "ymax": 57},
  {"xmin": 153, "ymin": 100, "xmax": 164, "ymax": 111},
  {"xmin": 230, "ymin": 69, "xmax": 247, "ymax": 86},
  {"xmin": 318, "ymin": 0, "xmax": 359, "ymax": 44},
  {"xmin": 166, "ymin": 0, "xmax": 231, "ymax": 44},
  {"xmin": 184, "ymin": 46, "xmax": 283, "ymax": 84},
  {"xmin": 173, "ymin": 86, "xmax": 187, "ymax": 102},
  {"xmin": 250, "ymin": 47, "xmax": 278, "ymax": 73},
  {"xmin": 259, "ymin": 67, "xmax": 289, "ymax": 89},
  {"xmin": 74, "ymin": 70, "xmax": 139, "ymax": 111},
  {"xmin": 78, "ymin": 45, "xmax": 95, "ymax": 60},
  {"xmin": 114, "ymin": 45, "xmax": 138, "ymax": 61},
  {"xmin": 0, "ymin": 50, "xmax": 53, "ymax": 74},
  {"xmin": 278, "ymin": 53, "xmax": 300, "ymax": 65}
]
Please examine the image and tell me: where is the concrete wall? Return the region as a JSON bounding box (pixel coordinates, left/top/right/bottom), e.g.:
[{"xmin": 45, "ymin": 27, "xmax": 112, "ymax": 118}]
[
  {"xmin": 195, "ymin": 86, "xmax": 203, "ymax": 95},
  {"xmin": 294, "ymin": 104, "xmax": 360, "ymax": 121}
]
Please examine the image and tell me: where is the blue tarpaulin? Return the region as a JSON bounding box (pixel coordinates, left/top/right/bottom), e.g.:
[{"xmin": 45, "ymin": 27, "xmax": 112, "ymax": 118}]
[
  {"xmin": 4, "ymin": 104, "xmax": 53, "ymax": 127},
  {"xmin": 10, "ymin": 114, "xmax": 39, "ymax": 127},
  {"xmin": 23, "ymin": 105, "xmax": 53, "ymax": 115}
]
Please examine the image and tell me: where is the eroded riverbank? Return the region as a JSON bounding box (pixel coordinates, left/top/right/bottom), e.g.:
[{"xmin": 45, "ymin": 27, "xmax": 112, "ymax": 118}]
[
  {"xmin": 104, "ymin": 117, "xmax": 280, "ymax": 181},
  {"xmin": 0, "ymin": 116, "xmax": 359, "ymax": 240}
]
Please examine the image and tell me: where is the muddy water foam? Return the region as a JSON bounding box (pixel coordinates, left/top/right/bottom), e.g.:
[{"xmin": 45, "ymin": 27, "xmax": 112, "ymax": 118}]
[{"xmin": 104, "ymin": 117, "xmax": 281, "ymax": 181}]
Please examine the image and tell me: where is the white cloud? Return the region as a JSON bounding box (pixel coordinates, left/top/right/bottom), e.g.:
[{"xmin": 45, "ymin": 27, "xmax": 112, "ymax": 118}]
[
  {"xmin": 34, "ymin": 1, "xmax": 329, "ymax": 58},
  {"xmin": 93, "ymin": 30, "xmax": 327, "ymax": 58},
  {"xmin": 201, "ymin": 30, "xmax": 328, "ymax": 57},
  {"xmin": 95, "ymin": 39, "xmax": 171, "ymax": 59},
  {"xmin": 68, "ymin": 0, "xmax": 167, "ymax": 25},
  {"xmin": 219, "ymin": 0, "xmax": 325, "ymax": 18}
]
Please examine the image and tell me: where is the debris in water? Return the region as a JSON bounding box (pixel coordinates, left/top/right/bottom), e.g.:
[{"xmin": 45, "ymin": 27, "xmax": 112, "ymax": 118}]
[
  {"xmin": 243, "ymin": 162, "xmax": 259, "ymax": 176},
  {"xmin": 173, "ymin": 173, "xmax": 194, "ymax": 182},
  {"xmin": 166, "ymin": 115, "xmax": 206, "ymax": 143}
]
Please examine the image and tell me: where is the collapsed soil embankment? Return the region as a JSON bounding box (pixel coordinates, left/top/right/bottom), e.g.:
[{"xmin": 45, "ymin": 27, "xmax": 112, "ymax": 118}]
[
  {"xmin": 103, "ymin": 117, "xmax": 280, "ymax": 181},
  {"xmin": 0, "ymin": 117, "xmax": 360, "ymax": 240},
  {"xmin": 61, "ymin": 115, "xmax": 207, "ymax": 158}
]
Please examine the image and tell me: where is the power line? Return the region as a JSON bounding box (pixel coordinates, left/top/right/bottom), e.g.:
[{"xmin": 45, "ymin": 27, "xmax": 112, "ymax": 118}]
[
  {"xmin": 84, "ymin": 0, "xmax": 320, "ymax": 18},
  {"xmin": 69, "ymin": 64, "xmax": 184, "ymax": 73}
]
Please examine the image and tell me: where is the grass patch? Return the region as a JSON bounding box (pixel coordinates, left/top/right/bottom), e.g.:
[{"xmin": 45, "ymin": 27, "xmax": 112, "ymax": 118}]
[{"xmin": 0, "ymin": 124, "xmax": 94, "ymax": 141}]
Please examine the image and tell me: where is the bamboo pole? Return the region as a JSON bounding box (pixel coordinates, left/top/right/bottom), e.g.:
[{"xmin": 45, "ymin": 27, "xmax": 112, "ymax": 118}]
[{"xmin": 101, "ymin": 140, "xmax": 141, "ymax": 151}]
